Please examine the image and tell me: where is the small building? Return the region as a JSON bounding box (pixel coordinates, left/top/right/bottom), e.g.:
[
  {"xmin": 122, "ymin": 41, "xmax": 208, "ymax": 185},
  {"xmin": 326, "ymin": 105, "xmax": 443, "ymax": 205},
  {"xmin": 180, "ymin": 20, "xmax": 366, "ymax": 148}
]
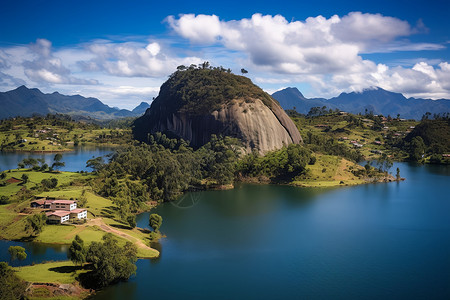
[
  {"xmin": 46, "ymin": 211, "xmax": 70, "ymax": 224},
  {"xmin": 30, "ymin": 199, "xmax": 47, "ymax": 208},
  {"xmin": 50, "ymin": 200, "xmax": 77, "ymax": 211},
  {"xmin": 69, "ymin": 209, "xmax": 88, "ymax": 221}
]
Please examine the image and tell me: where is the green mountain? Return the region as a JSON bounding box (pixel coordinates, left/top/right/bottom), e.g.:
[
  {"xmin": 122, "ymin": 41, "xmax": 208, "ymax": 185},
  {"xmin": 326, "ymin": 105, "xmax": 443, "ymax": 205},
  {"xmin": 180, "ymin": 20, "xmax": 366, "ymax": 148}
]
[
  {"xmin": 133, "ymin": 67, "xmax": 302, "ymax": 154},
  {"xmin": 0, "ymin": 86, "xmax": 149, "ymax": 120}
]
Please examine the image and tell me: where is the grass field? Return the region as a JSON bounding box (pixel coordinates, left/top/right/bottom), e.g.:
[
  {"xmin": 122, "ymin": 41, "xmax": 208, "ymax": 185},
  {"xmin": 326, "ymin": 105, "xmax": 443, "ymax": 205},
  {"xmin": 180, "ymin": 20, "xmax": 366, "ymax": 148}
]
[
  {"xmin": 292, "ymin": 154, "xmax": 365, "ymax": 187},
  {"xmin": 15, "ymin": 261, "xmax": 88, "ymax": 284},
  {"xmin": 35, "ymin": 224, "xmax": 108, "ymax": 244},
  {"xmin": 0, "ymin": 121, "xmax": 131, "ymax": 152},
  {"xmin": 0, "ymin": 170, "xmax": 91, "ymax": 197}
]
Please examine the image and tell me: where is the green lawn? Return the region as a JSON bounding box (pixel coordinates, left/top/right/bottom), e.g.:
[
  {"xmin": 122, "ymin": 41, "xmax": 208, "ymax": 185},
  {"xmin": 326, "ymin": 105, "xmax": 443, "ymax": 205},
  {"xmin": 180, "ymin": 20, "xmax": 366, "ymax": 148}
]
[
  {"xmin": 36, "ymin": 224, "xmax": 108, "ymax": 245},
  {"xmin": 15, "ymin": 261, "xmax": 88, "ymax": 284},
  {"xmin": 0, "ymin": 203, "xmax": 17, "ymax": 226},
  {"xmin": 0, "ymin": 170, "xmax": 90, "ymax": 197},
  {"xmin": 292, "ymin": 154, "xmax": 365, "ymax": 187}
]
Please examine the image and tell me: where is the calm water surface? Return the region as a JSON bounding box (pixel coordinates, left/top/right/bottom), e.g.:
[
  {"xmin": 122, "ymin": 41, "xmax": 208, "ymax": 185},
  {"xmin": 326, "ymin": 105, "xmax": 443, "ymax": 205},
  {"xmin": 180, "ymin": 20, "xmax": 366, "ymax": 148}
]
[
  {"xmin": 98, "ymin": 162, "xmax": 450, "ymax": 299},
  {"xmin": 1, "ymin": 162, "xmax": 449, "ymax": 299},
  {"xmin": 0, "ymin": 146, "xmax": 114, "ymax": 172}
]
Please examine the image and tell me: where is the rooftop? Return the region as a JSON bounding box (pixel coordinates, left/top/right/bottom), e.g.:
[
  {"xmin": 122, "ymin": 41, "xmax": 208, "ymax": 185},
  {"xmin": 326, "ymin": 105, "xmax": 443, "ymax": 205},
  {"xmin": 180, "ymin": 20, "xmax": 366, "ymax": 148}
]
[{"xmin": 46, "ymin": 210, "xmax": 70, "ymax": 217}]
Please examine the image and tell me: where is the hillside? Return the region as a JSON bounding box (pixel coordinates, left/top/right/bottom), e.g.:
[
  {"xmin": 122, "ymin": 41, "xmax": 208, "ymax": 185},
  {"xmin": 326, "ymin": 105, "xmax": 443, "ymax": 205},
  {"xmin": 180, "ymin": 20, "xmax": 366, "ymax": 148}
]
[
  {"xmin": 272, "ymin": 87, "xmax": 450, "ymax": 120},
  {"xmin": 133, "ymin": 67, "xmax": 302, "ymax": 154},
  {"xmin": 0, "ymin": 86, "xmax": 149, "ymax": 120}
]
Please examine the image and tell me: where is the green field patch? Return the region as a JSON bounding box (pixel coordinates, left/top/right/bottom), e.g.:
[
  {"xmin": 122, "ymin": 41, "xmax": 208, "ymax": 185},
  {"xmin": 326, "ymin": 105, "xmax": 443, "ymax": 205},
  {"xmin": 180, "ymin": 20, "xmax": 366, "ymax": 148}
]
[{"xmin": 15, "ymin": 261, "xmax": 88, "ymax": 284}]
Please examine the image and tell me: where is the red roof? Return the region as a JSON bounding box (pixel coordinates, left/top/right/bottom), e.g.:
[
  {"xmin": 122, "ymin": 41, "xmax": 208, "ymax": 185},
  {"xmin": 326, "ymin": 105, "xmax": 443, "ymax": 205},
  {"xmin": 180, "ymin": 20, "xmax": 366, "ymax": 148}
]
[
  {"xmin": 70, "ymin": 209, "xmax": 87, "ymax": 214},
  {"xmin": 6, "ymin": 177, "xmax": 22, "ymax": 183},
  {"xmin": 31, "ymin": 199, "xmax": 46, "ymax": 205}
]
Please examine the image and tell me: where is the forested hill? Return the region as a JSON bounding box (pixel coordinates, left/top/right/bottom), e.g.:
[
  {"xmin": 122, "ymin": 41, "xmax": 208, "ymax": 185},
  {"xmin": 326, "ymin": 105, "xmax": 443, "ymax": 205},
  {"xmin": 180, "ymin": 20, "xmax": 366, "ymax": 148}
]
[
  {"xmin": 132, "ymin": 65, "xmax": 302, "ymax": 154},
  {"xmin": 0, "ymin": 86, "xmax": 149, "ymax": 120},
  {"xmin": 272, "ymin": 87, "xmax": 450, "ymax": 120}
]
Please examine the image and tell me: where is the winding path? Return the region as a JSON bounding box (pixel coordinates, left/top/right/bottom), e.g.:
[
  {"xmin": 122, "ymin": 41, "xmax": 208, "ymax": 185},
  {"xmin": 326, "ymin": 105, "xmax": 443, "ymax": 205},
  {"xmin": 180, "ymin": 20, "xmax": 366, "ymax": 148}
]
[{"xmin": 87, "ymin": 218, "xmax": 159, "ymax": 257}]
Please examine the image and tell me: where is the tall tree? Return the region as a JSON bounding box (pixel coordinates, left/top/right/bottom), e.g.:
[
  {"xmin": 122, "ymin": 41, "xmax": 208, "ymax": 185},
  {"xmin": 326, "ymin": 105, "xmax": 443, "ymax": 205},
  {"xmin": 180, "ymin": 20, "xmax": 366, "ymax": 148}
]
[
  {"xmin": 149, "ymin": 214, "xmax": 163, "ymax": 232},
  {"xmin": 25, "ymin": 213, "xmax": 47, "ymax": 236},
  {"xmin": 8, "ymin": 246, "xmax": 27, "ymax": 263},
  {"xmin": 85, "ymin": 234, "xmax": 137, "ymax": 287},
  {"xmin": 52, "ymin": 153, "xmax": 65, "ymax": 171},
  {"xmin": 68, "ymin": 235, "xmax": 87, "ymax": 266}
]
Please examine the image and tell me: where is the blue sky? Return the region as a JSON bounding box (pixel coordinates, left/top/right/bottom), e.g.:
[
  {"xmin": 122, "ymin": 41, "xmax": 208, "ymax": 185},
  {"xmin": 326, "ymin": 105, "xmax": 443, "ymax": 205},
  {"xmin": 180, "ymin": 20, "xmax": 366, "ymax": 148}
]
[{"xmin": 0, "ymin": 0, "xmax": 449, "ymax": 109}]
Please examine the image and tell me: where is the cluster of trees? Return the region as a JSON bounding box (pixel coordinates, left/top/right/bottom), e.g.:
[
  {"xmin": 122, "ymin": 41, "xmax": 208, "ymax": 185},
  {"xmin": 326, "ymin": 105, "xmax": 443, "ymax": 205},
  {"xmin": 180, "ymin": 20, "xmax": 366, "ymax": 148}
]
[
  {"xmin": 237, "ymin": 144, "xmax": 313, "ymax": 181},
  {"xmin": 8, "ymin": 246, "xmax": 27, "ymax": 263},
  {"xmin": 68, "ymin": 234, "xmax": 137, "ymax": 288},
  {"xmin": 90, "ymin": 134, "xmax": 239, "ymax": 212},
  {"xmin": 400, "ymin": 118, "xmax": 450, "ymax": 163},
  {"xmin": 17, "ymin": 153, "xmax": 65, "ymax": 172},
  {"xmin": 0, "ymin": 114, "xmax": 100, "ymax": 132},
  {"xmin": 304, "ymin": 131, "xmax": 364, "ymax": 162},
  {"xmin": 0, "ymin": 262, "xmax": 27, "ymax": 299},
  {"xmin": 25, "ymin": 213, "xmax": 47, "ymax": 236}
]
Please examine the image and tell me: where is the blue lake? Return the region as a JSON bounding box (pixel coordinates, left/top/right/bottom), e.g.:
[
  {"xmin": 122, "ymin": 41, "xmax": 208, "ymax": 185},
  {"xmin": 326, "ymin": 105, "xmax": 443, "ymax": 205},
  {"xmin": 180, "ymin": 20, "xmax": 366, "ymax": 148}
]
[
  {"xmin": 0, "ymin": 146, "xmax": 114, "ymax": 172},
  {"xmin": 1, "ymin": 162, "xmax": 449, "ymax": 299}
]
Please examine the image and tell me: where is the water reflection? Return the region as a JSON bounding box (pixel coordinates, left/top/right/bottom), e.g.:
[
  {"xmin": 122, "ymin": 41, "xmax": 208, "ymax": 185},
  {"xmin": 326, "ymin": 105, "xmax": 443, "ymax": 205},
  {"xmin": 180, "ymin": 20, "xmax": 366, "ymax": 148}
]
[{"xmin": 0, "ymin": 146, "xmax": 115, "ymax": 172}]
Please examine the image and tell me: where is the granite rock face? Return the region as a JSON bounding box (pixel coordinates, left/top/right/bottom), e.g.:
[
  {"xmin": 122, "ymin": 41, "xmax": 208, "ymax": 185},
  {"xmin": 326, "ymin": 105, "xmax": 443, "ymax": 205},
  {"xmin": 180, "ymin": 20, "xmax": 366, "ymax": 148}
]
[{"xmin": 133, "ymin": 69, "xmax": 302, "ymax": 154}]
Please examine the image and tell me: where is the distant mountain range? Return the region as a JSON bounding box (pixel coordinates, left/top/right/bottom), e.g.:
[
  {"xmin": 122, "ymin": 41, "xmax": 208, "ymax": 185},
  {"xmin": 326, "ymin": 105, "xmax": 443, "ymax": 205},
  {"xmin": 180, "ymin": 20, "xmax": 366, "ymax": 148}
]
[
  {"xmin": 272, "ymin": 87, "xmax": 450, "ymax": 120},
  {"xmin": 0, "ymin": 86, "xmax": 150, "ymax": 120}
]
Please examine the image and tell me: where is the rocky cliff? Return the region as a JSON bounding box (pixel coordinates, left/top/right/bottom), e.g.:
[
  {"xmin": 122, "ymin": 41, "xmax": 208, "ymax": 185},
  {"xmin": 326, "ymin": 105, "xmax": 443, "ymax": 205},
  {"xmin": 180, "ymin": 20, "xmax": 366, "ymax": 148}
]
[{"xmin": 133, "ymin": 67, "xmax": 302, "ymax": 154}]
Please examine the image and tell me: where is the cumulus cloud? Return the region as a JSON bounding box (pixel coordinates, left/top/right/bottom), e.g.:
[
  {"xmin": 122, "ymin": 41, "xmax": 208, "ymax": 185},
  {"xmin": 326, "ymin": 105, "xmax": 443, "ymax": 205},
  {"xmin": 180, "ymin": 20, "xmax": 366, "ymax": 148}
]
[
  {"xmin": 22, "ymin": 39, "xmax": 98, "ymax": 85},
  {"xmin": 79, "ymin": 41, "xmax": 203, "ymax": 77},
  {"xmin": 167, "ymin": 13, "xmax": 444, "ymax": 75},
  {"xmin": 168, "ymin": 13, "xmax": 450, "ymax": 99}
]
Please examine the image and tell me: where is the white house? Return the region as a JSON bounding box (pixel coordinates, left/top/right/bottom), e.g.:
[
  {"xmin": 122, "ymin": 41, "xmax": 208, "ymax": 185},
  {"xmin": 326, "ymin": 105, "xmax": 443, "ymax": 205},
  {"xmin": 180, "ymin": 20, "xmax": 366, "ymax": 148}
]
[
  {"xmin": 69, "ymin": 209, "xmax": 88, "ymax": 220},
  {"xmin": 46, "ymin": 211, "xmax": 70, "ymax": 224},
  {"xmin": 50, "ymin": 200, "xmax": 77, "ymax": 211}
]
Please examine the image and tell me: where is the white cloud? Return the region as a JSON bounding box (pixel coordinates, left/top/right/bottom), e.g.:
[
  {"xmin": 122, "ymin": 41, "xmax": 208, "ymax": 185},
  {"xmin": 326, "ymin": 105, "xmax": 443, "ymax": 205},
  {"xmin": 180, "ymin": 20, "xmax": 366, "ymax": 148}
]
[
  {"xmin": 80, "ymin": 41, "xmax": 203, "ymax": 77},
  {"xmin": 0, "ymin": 12, "xmax": 449, "ymax": 108},
  {"xmin": 167, "ymin": 12, "xmax": 444, "ymax": 75},
  {"xmin": 22, "ymin": 39, "xmax": 99, "ymax": 85},
  {"xmin": 167, "ymin": 14, "xmax": 222, "ymax": 43},
  {"xmin": 145, "ymin": 42, "xmax": 161, "ymax": 56},
  {"xmin": 168, "ymin": 13, "xmax": 450, "ymax": 99}
]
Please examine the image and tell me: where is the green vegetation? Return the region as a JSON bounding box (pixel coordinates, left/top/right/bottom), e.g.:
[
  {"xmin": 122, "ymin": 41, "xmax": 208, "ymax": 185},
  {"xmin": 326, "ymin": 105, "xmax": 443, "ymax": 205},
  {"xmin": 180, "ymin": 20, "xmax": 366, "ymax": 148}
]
[
  {"xmin": 85, "ymin": 233, "xmax": 137, "ymax": 288},
  {"xmin": 149, "ymin": 213, "xmax": 162, "ymax": 232},
  {"xmin": 25, "ymin": 212, "xmax": 47, "ymax": 236},
  {"xmin": 287, "ymin": 109, "xmax": 419, "ymax": 161},
  {"xmin": 133, "ymin": 63, "xmax": 277, "ymax": 142},
  {"xmin": 0, "ymin": 262, "xmax": 27, "ymax": 300},
  {"xmin": 8, "ymin": 246, "xmax": 27, "ymax": 262},
  {"xmin": 68, "ymin": 235, "xmax": 87, "ymax": 266},
  {"xmin": 400, "ymin": 117, "xmax": 450, "ymax": 163},
  {"xmin": 14, "ymin": 261, "xmax": 88, "ymax": 284},
  {"xmin": 163, "ymin": 64, "xmax": 273, "ymax": 115},
  {"xmin": 91, "ymin": 134, "xmax": 239, "ymax": 211},
  {"xmin": 237, "ymin": 144, "xmax": 312, "ymax": 182},
  {"xmin": 0, "ymin": 114, "xmax": 132, "ymax": 152}
]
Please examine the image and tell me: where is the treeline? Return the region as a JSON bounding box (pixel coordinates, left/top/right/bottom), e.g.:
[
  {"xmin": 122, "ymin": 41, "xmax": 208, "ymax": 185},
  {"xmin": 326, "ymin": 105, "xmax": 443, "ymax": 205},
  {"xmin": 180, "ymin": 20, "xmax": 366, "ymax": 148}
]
[
  {"xmin": 0, "ymin": 114, "xmax": 100, "ymax": 132},
  {"xmin": 400, "ymin": 118, "xmax": 450, "ymax": 163},
  {"xmin": 237, "ymin": 144, "xmax": 313, "ymax": 181},
  {"xmin": 89, "ymin": 134, "xmax": 240, "ymax": 218},
  {"xmin": 89, "ymin": 133, "xmax": 316, "ymax": 219},
  {"xmin": 304, "ymin": 131, "xmax": 364, "ymax": 162}
]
